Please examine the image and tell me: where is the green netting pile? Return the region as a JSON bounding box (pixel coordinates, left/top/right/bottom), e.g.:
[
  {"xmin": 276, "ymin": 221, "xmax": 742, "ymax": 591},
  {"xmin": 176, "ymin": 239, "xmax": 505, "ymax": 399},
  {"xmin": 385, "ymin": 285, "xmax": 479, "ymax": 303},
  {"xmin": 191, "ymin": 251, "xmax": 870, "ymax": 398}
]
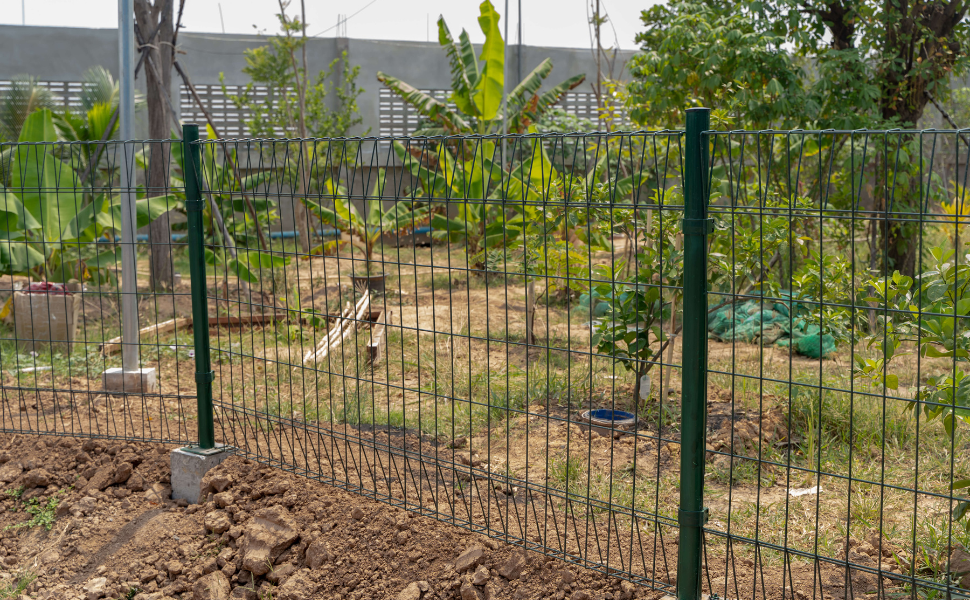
[{"xmin": 707, "ymin": 292, "xmax": 836, "ymax": 358}]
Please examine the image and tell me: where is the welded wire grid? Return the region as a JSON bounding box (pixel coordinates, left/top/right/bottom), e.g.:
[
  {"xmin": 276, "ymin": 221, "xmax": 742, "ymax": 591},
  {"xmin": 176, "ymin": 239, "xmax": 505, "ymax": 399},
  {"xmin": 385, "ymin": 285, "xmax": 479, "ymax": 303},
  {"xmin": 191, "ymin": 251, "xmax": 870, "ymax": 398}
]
[
  {"xmin": 198, "ymin": 131, "xmax": 688, "ymax": 586},
  {"xmin": 703, "ymin": 129, "xmax": 970, "ymax": 600},
  {"xmin": 0, "ymin": 138, "xmax": 195, "ymax": 444}
]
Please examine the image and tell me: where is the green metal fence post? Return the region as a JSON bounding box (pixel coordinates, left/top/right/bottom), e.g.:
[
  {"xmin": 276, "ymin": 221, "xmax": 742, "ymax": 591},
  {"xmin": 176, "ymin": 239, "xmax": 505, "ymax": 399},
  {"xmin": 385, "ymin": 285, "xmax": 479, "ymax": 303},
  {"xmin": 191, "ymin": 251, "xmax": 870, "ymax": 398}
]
[
  {"xmin": 678, "ymin": 107, "xmax": 711, "ymax": 600},
  {"xmin": 183, "ymin": 124, "xmax": 215, "ymax": 450}
]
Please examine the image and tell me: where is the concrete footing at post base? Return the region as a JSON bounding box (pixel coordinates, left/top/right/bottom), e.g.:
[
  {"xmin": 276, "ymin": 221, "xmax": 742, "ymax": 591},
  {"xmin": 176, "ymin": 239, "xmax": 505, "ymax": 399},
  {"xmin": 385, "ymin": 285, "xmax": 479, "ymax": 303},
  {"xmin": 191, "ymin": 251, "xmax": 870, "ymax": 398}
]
[
  {"xmin": 171, "ymin": 444, "xmax": 231, "ymax": 504},
  {"xmin": 102, "ymin": 367, "xmax": 158, "ymax": 393}
]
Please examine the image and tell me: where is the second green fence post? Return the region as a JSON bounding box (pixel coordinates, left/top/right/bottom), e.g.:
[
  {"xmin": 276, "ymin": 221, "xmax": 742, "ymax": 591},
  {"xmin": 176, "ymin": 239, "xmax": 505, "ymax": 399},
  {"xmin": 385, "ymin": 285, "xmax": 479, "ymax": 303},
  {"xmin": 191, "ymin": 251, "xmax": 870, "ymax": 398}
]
[
  {"xmin": 677, "ymin": 107, "xmax": 711, "ymax": 600},
  {"xmin": 183, "ymin": 123, "xmax": 216, "ymax": 450}
]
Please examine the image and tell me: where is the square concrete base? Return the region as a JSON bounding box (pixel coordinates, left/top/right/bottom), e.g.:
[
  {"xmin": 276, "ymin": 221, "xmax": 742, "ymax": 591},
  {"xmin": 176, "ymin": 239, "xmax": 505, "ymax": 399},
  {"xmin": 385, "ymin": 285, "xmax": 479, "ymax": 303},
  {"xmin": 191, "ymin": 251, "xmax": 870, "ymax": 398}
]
[
  {"xmin": 171, "ymin": 445, "xmax": 231, "ymax": 504},
  {"xmin": 102, "ymin": 367, "xmax": 157, "ymax": 393}
]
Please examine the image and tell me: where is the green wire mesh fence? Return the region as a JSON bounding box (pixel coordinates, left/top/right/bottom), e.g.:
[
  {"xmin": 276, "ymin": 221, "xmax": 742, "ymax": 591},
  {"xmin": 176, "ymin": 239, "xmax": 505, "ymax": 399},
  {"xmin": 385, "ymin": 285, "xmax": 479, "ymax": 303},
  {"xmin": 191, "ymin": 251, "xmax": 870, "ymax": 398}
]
[
  {"xmin": 0, "ymin": 122, "xmax": 194, "ymax": 444},
  {"xmin": 702, "ymin": 127, "xmax": 970, "ymax": 600},
  {"xmin": 1, "ymin": 108, "xmax": 970, "ymax": 600},
  {"xmin": 193, "ymin": 126, "xmax": 688, "ymax": 591}
]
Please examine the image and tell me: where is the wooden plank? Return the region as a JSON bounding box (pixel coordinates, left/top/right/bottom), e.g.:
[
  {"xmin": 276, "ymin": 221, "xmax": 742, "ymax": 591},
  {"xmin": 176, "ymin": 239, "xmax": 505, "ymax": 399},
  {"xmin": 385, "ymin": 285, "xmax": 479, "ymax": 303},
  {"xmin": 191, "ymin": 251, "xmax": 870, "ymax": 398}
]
[
  {"xmin": 99, "ymin": 317, "xmax": 190, "ymax": 355},
  {"xmin": 209, "ymin": 313, "xmax": 288, "ymax": 327},
  {"xmin": 367, "ymin": 310, "xmax": 390, "ymax": 366},
  {"xmin": 303, "ymin": 295, "xmax": 370, "ymax": 365},
  {"xmin": 99, "ymin": 313, "xmax": 289, "ymax": 355}
]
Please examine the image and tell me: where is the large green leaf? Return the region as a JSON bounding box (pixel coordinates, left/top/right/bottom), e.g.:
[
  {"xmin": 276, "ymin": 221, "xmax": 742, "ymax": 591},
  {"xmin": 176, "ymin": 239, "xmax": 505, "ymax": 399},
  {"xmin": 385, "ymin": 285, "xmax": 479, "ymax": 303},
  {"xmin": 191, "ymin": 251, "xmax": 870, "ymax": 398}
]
[
  {"xmin": 12, "ymin": 110, "xmax": 79, "ymax": 242},
  {"xmin": 0, "ymin": 187, "xmax": 41, "ymax": 232},
  {"xmin": 393, "ymin": 142, "xmax": 448, "ymax": 198},
  {"xmin": 102, "ymin": 194, "xmax": 181, "ymax": 232},
  {"xmin": 366, "ymin": 169, "xmax": 388, "ymax": 227},
  {"xmin": 227, "ymin": 258, "xmax": 259, "ymax": 284},
  {"xmin": 240, "ymin": 249, "xmax": 290, "ymax": 269},
  {"xmin": 0, "ymin": 240, "xmax": 45, "ymax": 275},
  {"xmin": 376, "ymin": 72, "xmax": 470, "ymax": 134},
  {"xmin": 87, "ymin": 246, "xmax": 122, "ymax": 269},
  {"xmin": 504, "ymin": 59, "xmax": 554, "ymax": 130},
  {"xmin": 507, "ymin": 73, "xmax": 585, "ymax": 132},
  {"xmin": 439, "ymin": 19, "xmax": 480, "ymax": 116},
  {"xmin": 474, "ymin": 0, "xmax": 505, "ymax": 122},
  {"xmin": 18, "ymin": 107, "xmax": 58, "ymax": 143}
]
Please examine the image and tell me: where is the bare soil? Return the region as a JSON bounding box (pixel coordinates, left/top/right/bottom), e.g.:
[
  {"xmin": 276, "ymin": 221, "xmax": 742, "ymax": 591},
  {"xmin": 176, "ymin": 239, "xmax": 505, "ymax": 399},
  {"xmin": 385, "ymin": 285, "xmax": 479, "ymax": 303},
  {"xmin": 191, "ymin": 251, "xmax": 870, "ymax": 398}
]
[{"xmin": 0, "ymin": 434, "xmax": 651, "ymax": 600}]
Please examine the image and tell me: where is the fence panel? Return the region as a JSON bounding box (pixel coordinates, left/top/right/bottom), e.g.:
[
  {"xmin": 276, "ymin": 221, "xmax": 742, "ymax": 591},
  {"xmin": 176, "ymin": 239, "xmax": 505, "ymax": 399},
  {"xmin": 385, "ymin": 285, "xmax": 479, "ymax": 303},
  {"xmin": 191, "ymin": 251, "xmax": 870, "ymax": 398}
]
[
  {"xmin": 195, "ymin": 130, "xmax": 688, "ymax": 587},
  {"xmin": 702, "ymin": 128, "xmax": 970, "ymax": 600},
  {"xmin": 0, "ymin": 132, "xmax": 195, "ymax": 444}
]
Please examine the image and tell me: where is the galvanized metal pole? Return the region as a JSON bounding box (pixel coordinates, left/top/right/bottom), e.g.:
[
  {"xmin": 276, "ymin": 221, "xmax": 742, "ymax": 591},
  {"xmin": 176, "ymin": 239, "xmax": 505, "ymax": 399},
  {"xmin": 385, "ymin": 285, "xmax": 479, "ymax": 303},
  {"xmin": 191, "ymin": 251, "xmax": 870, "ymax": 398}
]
[
  {"xmin": 118, "ymin": 0, "xmax": 139, "ymax": 374},
  {"xmin": 677, "ymin": 107, "xmax": 711, "ymax": 600},
  {"xmin": 183, "ymin": 124, "xmax": 215, "ymax": 450}
]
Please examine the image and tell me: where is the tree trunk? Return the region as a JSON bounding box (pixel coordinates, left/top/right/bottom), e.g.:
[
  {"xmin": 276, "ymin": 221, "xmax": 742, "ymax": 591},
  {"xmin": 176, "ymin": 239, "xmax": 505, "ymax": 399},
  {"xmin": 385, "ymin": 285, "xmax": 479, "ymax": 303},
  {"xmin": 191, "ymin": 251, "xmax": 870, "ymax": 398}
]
[{"xmin": 134, "ymin": 0, "xmax": 175, "ymax": 290}]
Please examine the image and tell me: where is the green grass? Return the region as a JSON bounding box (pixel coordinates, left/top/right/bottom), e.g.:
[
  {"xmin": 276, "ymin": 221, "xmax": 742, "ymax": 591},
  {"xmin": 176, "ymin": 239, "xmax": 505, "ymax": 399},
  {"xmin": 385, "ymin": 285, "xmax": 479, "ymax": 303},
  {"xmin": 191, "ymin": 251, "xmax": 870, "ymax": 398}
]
[{"xmin": 0, "ymin": 573, "xmax": 35, "ymax": 599}]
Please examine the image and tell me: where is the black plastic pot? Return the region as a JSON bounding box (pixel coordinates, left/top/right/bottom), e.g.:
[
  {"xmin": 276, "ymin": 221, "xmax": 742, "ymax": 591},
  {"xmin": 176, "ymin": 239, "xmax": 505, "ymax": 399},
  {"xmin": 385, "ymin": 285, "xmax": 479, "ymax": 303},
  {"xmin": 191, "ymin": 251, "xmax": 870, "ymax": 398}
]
[{"xmin": 349, "ymin": 272, "xmax": 387, "ymax": 293}]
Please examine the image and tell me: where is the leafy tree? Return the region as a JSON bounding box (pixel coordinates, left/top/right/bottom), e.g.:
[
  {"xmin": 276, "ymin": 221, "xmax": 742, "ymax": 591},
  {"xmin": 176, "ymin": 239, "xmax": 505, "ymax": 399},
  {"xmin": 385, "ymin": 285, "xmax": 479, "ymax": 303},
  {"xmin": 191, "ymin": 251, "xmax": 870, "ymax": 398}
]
[
  {"xmin": 377, "ymin": 0, "xmax": 585, "ymax": 135},
  {"xmin": 226, "ymin": 1, "xmax": 365, "ymax": 252},
  {"xmin": 628, "ymin": 1, "xmax": 809, "ymax": 129},
  {"xmin": 629, "ymin": 0, "xmax": 968, "ymax": 131},
  {"xmin": 630, "ymin": 0, "xmax": 968, "ymax": 276}
]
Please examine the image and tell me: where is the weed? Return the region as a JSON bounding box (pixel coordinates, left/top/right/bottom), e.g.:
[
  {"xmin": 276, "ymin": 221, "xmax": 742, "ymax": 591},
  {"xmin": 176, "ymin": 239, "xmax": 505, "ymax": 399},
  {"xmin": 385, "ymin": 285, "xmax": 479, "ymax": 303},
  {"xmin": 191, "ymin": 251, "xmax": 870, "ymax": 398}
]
[
  {"xmin": 0, "ymin": 572, "xmax": 34, "ymax": 598},
  {"xmin": 5, "ymin": 494, "xmax": 60, "ymax": 531}
]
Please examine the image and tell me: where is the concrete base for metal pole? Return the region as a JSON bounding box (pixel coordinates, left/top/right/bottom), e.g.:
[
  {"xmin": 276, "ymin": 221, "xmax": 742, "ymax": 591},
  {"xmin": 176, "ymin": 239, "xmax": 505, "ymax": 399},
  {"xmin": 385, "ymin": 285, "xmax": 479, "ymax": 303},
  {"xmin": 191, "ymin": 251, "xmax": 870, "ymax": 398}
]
[
  {"xmin": 102, "ymin": 367, "xmax": 158, "ymax": 393},
  {"xmin": 171, "ymin": 445, "xmax": 231, "ymax": 504}
]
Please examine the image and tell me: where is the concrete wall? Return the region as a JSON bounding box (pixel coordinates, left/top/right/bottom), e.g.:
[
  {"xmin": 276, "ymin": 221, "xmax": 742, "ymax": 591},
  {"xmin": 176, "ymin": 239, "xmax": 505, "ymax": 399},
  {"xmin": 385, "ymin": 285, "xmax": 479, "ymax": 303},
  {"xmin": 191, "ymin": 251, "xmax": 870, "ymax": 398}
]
[{"xmin": 0, "ymin": 25, "xmax": 635, "ymax": 136}]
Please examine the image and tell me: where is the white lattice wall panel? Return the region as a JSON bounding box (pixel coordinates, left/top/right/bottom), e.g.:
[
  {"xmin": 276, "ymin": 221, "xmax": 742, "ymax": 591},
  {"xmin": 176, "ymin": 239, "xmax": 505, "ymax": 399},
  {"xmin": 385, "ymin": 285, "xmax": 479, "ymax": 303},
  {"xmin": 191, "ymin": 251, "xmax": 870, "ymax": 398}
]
[{"xmin": 0, "ymin": 80, "xmax": 86, "ymax": 111}]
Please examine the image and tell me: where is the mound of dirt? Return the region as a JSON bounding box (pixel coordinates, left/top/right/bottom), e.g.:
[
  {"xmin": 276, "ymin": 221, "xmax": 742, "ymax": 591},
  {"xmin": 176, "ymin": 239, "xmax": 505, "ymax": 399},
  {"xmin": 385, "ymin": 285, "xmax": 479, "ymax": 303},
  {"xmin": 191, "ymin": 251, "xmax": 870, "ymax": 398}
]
[{"xmin": 0, "ymin": 434, "xmax": 648, "ymax": 600}]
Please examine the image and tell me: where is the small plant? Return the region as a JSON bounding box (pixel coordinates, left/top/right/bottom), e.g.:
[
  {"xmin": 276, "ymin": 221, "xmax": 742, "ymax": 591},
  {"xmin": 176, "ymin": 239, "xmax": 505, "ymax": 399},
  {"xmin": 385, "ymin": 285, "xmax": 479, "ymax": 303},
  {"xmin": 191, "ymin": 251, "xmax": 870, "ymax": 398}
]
[
  {"xmin": 124, "ymin": 586, "xmax": 141, "ymax": 600},
  {"xmin": 5, "ymin": 491, "xmax": 63, "ymax": 531},
  {"xmin": 4, "ymin": 487, "xmax": 24, "ymax": 506},
  {"xmin": 304, "ymin": 169, "xmax": 428, "ymax": 276},
  {"xmin": 855, "ymin": 246, "xmax": 970, "ymax": 434}
]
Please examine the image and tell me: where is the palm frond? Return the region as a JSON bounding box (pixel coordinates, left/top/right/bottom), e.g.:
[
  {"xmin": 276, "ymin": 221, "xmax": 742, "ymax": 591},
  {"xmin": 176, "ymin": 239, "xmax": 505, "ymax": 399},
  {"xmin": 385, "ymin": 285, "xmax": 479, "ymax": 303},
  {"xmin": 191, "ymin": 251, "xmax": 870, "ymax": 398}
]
[
  {"xmin": 80, "ymin": 66, "xmax": 118, "ymax": 113},
  {"xmin": 0, "ymin": 76, "xmax": 57, "ymax": 142}
]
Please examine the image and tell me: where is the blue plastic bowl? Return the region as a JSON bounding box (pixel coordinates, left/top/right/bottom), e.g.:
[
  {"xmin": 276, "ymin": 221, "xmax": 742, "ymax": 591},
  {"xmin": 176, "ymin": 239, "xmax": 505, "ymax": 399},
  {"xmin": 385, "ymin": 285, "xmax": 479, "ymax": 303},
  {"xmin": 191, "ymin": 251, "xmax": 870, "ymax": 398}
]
[
  {"xmin": 587, "ymin": 409, "xmax": 636, "ymax": 421},
  {"xmin": 579, "ymin": 409, "xmax": 637, "ymax": 437}
]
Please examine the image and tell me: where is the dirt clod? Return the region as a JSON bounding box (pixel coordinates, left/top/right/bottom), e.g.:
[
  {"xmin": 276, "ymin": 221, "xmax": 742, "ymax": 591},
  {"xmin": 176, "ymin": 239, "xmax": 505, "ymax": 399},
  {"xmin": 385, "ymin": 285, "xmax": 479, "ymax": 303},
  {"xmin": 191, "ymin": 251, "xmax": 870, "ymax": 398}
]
[
  {"xmin": 456, "ymin": 546, "xmax": 485, "ymax": 573},
  {"xmin": 237, "ymin": 507, "xmax": 299, "ymax": 576},
  {"xmin": 0, "ymin": 461, "xmax": 21, "ymax": 483},
  {"xmin": 86, "ymin": 465, "xmax": 115, "ymax": 493},
  {"xmin": 193, "ymin": 570, "xmax": 231, "ymax": 600},
  {"xmin": 205, "ymin": 511, "xmax": 232, "ymax": 534},
  {"xmin": 83, "ymin": 576, "xmax": 107, "ymax": 600},
  {"xmin": 305, "ymin": 539, "xmax": 332, "ymax": 568},
  {"xmin": 497, "ymin": 551, "xmax": 528, "ymax": 580},
  {"xmin": 472, "ymin": 564, "xmax": 490, "ymax": 585},
  {"xmin": 22, "ymin": 467, "xmax": 51, "ymax": 488},
  {"xmin": 951, "ymin": 548, "xmax": 970, "ymax": 589},
  {"xmin": 461, "ymin": 580, "xmax": 485, "ymax": 600},
  {"xmin": 397, "ymin": 581, "xmax": 423, "ymax": 600},
  {"xmin": 351, "ymin": 507, "xmax": 365, "ymax": 520}
]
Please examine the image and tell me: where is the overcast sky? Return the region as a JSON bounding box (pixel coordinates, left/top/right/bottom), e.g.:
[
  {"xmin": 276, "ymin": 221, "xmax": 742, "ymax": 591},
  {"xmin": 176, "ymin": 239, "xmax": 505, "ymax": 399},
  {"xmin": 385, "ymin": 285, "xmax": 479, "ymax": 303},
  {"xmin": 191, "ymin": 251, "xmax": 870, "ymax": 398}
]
[{"xmin": 1, "ymin": 0, "xmax": 654, "ymax": 50}]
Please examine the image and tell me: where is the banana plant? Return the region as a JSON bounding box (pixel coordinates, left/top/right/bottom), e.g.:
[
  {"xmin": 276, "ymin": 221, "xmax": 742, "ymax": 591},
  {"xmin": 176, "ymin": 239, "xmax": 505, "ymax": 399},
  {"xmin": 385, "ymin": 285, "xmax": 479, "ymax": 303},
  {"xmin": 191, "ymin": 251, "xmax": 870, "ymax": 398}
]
[
  {"xmin": 376, "ymin": 0, "xmax": 584, "ymax": 135},
  {"xmin": 148, "ymin": 125, "xmax": 275, "ymax": 248},
  {"xmin": 0, "ymin": 109, "xmax": 175, "ymax": 282},
  {"xmin": 53, "ymin": 67, "xmax": 122, "ymax": 189},
  {"xmin": 303, "ymin": 169, "xmax": 428, "ymax": 275}
]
